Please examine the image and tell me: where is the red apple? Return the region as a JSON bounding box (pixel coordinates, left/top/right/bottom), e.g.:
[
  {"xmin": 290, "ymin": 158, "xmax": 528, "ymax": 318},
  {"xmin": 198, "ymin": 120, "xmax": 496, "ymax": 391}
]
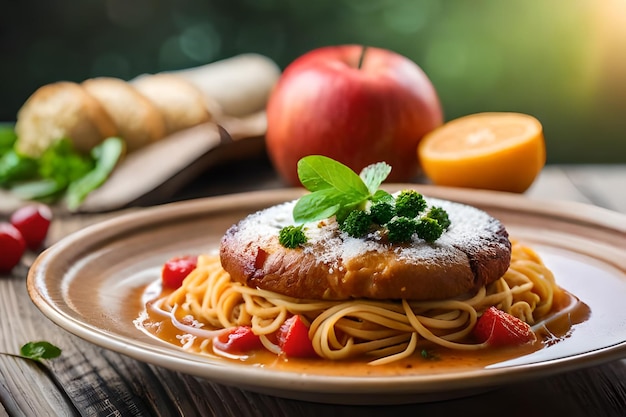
[{"xmin": 265, "ymin": 45, "xmax": 444, "ymax": 186}]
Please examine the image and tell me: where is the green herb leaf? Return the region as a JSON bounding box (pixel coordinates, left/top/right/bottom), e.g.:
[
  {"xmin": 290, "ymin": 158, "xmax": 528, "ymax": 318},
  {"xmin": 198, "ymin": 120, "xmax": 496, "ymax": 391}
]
[
  {"xmin": 371, "ymin": 189, "xmax": 393, "ymax": 203},
  {"xmin": 293, "ymin": 188, "xmax": 343, "ymax": 223},
  {"xmin": 359, "ymin": 162, "xmax": 391, "ymax": 195},
  {"xmin": 65, "ymin": 137, "xmax": 125, "ymax": 210},
  {"xmin": 298, "ymin": 155, "xmax": 370, "ymax": 195},
  {"xmin": 20, "ymin": 341, "xmax": 62, "ymax": 361}
]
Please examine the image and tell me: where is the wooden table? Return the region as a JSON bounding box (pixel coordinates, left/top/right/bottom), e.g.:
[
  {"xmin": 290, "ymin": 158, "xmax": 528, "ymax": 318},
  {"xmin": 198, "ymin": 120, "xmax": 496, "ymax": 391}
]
[{"xmin": 1, "ymin": 158, "xmax": 625, "ymax": 417}]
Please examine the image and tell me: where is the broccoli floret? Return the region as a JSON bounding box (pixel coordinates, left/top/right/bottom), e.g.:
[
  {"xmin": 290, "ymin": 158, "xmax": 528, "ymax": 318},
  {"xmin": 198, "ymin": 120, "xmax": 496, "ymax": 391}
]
[
  {"xmin": 427, "ymin": 206, "xmax": 451, "ymax": 230},
  {"xmin": 340, "ymin": 210, "xmax": 372, "ymax": 238},
  {"xmin": 387, "ymin": 217, "xmax": 418, "ymax": 243},
  {"xmin": 395, "ymin": 190, "xmax": 427, "ymax": 218},
  {"xmin": 370, "ymin": 201, "xmax": 395, "ymax": 225},
  {"xmin": 278, "ymin": 224, "xmax": 307, "ymax": 248},
  {"xmin": 415, "ymin": 217, "xmax": 444, "ymax": 243}
]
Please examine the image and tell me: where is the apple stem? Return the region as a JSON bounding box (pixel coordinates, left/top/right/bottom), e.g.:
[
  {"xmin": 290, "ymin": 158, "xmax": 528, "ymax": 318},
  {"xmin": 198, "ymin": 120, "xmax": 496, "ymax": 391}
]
[{"xmin": 358, "ymin": 46, "xmax": 367, "ymax": 69}]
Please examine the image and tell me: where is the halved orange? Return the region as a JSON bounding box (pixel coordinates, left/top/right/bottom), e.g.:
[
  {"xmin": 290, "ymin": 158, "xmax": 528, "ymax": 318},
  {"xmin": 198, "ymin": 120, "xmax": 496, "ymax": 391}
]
[{"xmin": 417, "ymin": 112, "xmax": 546, "ymax": 193}]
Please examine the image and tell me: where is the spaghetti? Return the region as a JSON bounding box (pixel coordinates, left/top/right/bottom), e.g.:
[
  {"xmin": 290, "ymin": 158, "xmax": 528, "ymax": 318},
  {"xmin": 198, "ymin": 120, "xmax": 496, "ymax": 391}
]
[{"xmin": 146, "ymin": 240, "xmax": 563, "ymax": 365}]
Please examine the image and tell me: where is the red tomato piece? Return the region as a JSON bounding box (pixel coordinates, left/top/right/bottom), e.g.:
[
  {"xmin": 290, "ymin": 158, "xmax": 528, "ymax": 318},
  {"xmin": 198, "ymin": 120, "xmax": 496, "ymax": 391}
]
[
  {"xmin": 0, "ymin": 222, "xmax": 26, "ymax": 273},
  {"xmin": 213, "ymin": 326, "xmax": 262, "ymax": 353},
  {"xmin": 277, "ymin": 315, "xmax": 318, "ymax": 358},
  {"xmin": 10, "ymin": 204, "xmax": 52, "ymax": 250},
  {"xmin": 473, "ymin": 306, "xmax": 537, "ymax": 347},
  {"xmin": 161, "ymin": 255, "xmax": 197, "ymax": 289}
]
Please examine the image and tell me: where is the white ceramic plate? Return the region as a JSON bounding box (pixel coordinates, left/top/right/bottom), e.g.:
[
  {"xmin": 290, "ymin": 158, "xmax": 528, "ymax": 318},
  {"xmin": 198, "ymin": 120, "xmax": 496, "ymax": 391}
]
[{"xmin": 27, "ymin": 186, "xmax": 626, "ymax": 404}]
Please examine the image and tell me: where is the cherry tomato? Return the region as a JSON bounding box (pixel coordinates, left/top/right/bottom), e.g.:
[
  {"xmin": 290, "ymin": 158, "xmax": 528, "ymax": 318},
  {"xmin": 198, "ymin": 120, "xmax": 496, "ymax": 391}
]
[
  {"xmin": 0, "ymin": 222, "xmax": 26, "ymax": 273},
  {"xmin": 10, "ymin": 204, "xmax": 52, "ymax": 250},
  {"xmin": 277, "ymin": 315, "xmax": 318, "ymax": 357},
  {"xmin": 473, "ymin": 306, "xmax": 537, "ymax": 346},
  {"xmin": 213, "ymin": 326, "xmax": 262, "ymax": 353},
  {"xmin": 161, "ymin": 255, "xmax": 198, "ymax": 289}
]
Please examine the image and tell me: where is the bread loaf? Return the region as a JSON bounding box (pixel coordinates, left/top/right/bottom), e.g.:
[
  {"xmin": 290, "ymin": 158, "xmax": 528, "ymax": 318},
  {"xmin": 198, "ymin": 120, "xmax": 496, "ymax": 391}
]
[
  {"xmin": 15, "ymin": 81, "xmax": 117, "ymax": 157},
  {"xmin": 15, "ymin": 75, "xmax": 215, "ymax": 157},
  {"xmin": 131, "ymin": 74, "xmax": 214, "ymax": 135},
  {"xmin": 14, "ymin": 54, "xmax": 280, "ymax": 158},
  {"xmin": 82, "ymin": 77, "xmax": 167, "ymax": 152}
]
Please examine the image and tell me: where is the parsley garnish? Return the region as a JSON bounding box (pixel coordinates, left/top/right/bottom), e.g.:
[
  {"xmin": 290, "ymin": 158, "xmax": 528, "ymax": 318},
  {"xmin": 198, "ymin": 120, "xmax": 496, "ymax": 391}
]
[{"xmin": 278, "ymin": 224, "xmax": 308, "ymax": 249}]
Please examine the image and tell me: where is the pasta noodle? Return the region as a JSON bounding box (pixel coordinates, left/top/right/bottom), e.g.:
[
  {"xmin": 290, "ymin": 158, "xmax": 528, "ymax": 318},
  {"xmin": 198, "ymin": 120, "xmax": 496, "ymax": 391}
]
[{"xmin": 148, "ymin": 240, "xmax": 563, "ymax": 365}]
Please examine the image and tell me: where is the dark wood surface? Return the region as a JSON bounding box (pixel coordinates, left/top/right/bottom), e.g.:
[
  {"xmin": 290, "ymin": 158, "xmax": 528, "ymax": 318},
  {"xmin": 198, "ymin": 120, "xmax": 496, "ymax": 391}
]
[{"xmin": 1, "ymin": 157, "xmax": 625, "ymax": 417}]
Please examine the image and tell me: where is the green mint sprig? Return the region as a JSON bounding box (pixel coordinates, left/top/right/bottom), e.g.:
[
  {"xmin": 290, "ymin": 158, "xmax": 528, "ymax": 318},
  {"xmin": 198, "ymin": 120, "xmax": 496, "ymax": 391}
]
[
  {"xmin": 293, "ymin": 155, "xmax": 393, "ymax": 224},
  {"xmin": 278, "ymin": 155, "xmax": 451, "ymax": 248}
]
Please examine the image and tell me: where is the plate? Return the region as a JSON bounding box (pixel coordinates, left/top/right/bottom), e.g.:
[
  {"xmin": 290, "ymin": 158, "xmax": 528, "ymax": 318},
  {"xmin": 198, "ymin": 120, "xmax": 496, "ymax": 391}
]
[{"xmin": 27, "ymin": 186, "xmax": 626, "ymax": 404}]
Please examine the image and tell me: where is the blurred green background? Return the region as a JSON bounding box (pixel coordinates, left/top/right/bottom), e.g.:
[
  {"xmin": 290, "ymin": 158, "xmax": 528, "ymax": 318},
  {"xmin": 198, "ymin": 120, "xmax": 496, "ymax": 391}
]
[{"xmin": 1, "ymin": 0, "xmax": 625, "ymax": 163}]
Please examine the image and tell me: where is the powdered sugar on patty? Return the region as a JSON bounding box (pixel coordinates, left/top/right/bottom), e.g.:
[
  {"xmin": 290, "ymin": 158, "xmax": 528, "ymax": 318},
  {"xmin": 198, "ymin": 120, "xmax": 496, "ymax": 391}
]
[{"xmin": 220, "ymin": 195, "xmax": 511, "ymax": 300}]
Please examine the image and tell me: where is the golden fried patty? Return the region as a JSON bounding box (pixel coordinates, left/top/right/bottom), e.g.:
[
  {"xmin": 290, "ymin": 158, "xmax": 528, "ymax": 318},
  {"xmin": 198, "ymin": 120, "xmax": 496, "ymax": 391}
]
[{"xmin": 219, "ymin": 197, "xmax": 511, "ymax": 301}]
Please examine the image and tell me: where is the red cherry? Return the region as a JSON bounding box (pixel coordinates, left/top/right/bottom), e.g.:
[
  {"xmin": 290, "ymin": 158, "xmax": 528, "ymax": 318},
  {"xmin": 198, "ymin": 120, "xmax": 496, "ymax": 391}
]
[
  {"xmin": 10, "ymin": 204, "xmax": 52, "ymax": 250},
  {"xmin": 0, "ymin": 222, "xmax": 26, "ymax": 273}
]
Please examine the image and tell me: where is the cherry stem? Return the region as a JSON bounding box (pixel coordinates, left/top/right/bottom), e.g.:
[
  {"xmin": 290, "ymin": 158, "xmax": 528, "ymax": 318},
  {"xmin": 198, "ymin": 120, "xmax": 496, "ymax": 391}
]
[{"xmin": 358, "ymin": 45, "xmax": 367, "ymax": 69}]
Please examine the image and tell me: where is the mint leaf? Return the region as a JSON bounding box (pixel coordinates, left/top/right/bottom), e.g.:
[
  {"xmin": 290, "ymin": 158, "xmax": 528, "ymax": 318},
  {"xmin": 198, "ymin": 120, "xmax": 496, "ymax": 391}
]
[
  {"xmin": 297, "ymin": 155, "xmax": 369, "ymax": 195},
  {"xmin": 371, "ymin": 189, "xmax": 393, "ymax": 203},
  {"xmin": 293, "ymin": 188, "xmax": 343, "ymax": 223},
  {"xmin": 20, "ymin": 341, "xmax": 62, "ymax": 361},
  {"xmin": 292, "ymin": 156, "xmax": 394, "ymax": 224},
  {"xmin": 360, "ymin": 162, "xmax": 391, "ymax": 195}
]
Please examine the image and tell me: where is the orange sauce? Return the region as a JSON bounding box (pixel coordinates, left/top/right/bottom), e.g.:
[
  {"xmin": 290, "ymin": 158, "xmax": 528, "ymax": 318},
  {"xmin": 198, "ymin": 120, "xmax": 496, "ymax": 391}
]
[{"xmin": 133, "ymin": 282, "xmax": 590, "ymax": 377}]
